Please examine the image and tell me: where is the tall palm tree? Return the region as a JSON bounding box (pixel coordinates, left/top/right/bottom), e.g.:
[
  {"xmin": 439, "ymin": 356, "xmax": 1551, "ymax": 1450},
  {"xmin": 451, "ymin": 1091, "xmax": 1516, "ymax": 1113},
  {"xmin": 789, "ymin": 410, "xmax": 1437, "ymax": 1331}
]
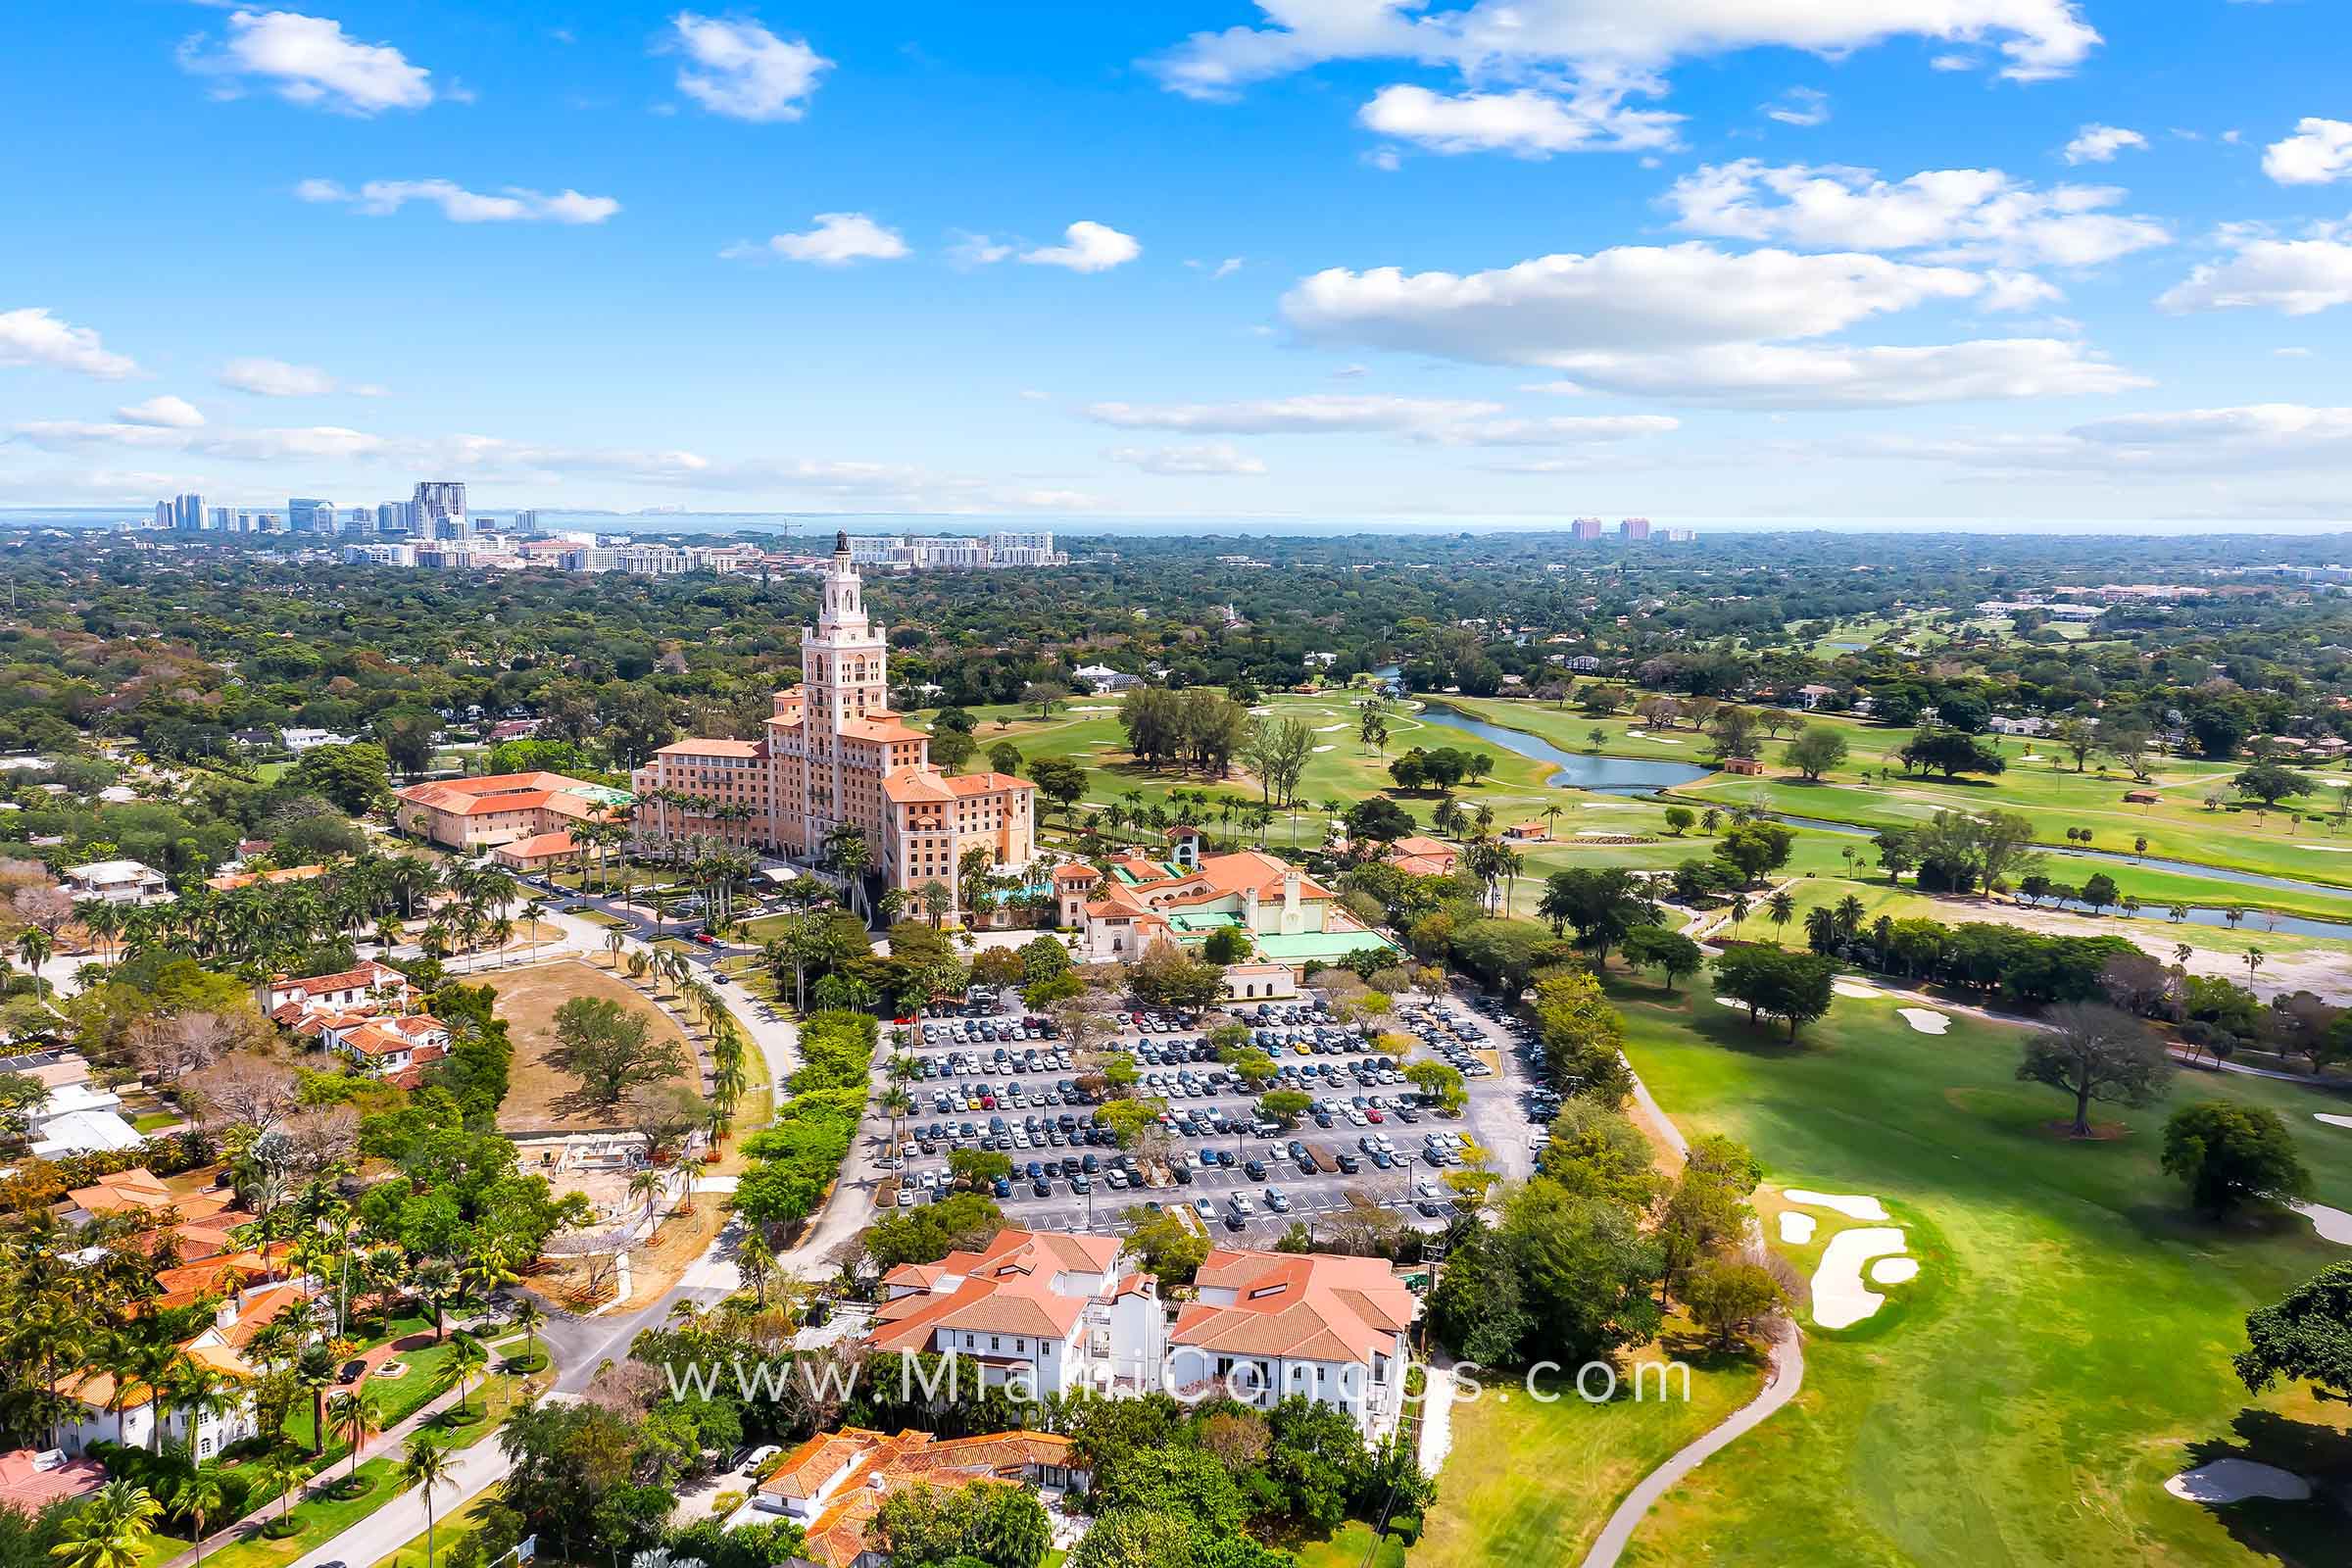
[
  {"xmin": 327, "ymin": 1387, "xmax": 383, "ymax": 1487},
  {"xmin": 16, "ymin": 925, "xmax": 55, "ymax": 999},
  {"xmin": 164, "ymin": 1461, "xmax": 227, "ymax": 1568},
  {"xmin": 47, "ymin": 1481, "xmax": 163, "ymax": 1568},
  {"xmin": 399, "ymin": 1441, "xmax": 456, "ymax": 1568},
  {"xmin": 254, "ymin": 1446, "xmax": 309, "ymax": 1528},
  {"xmin": 1765, "ymin": 889, "xmax": 1795, "ymax": 940},
  {"xmin": 510, "ymin": 1298, "xmax": 547, "ymax": 1371},
  {"xmin": 440, "ymin": 1333, "xmax": 489, "ymax": 1418}
]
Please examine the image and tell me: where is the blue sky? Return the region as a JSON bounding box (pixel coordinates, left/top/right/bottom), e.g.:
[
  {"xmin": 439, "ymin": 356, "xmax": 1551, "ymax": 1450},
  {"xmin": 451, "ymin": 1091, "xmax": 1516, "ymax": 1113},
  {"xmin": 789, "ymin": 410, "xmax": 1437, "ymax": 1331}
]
[{"xmin": 5, "ymin": 1, "xmax": 2352, "ymax": 526}]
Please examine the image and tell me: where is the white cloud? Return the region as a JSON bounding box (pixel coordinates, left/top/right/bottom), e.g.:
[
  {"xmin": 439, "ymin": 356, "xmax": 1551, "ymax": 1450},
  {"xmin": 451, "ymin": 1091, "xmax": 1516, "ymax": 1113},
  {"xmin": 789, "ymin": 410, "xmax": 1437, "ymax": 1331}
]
[
  {"xmin": 1149, "ymin": 0, "xmax": 2101, "ymax": 102},
  {"xmin": 2062, "ymin": 123, "xmax": 2146, "ymax": 164},
  {"xmin": 2158, "ymin": 235, "xmax": 2352, "ymax": 316},
  {"xmin": 116, "ymin": 396, "xmax": 205, "ymax": 429},
  {"xmin": 1764, "ymin": 87, "xmax": 1830, "ymax": 127},
  {"xmin": 1283, "ymin": 243, "xmax": 1983, "ymax": 362},
  {"xmin": 668, "ymin": 13, "xmax": 829, "ymax": 122},
  {"xmin": 727, "ymin": 213, "xmax": 909, "ymax": 267},
  {"xmin": 2263, "ymin": 118, "xmax": 2352, "ymax": 185},
  {"xmin": 0, "ymin": 308, "xmax": 141, "ymax": 380},
  {"xmin": 1982, "ymin": 270, "xmax": 2064, "ymax": 311},
  {"xmin": 297, "ymin": 178, "xmax": 619, "ymax": 224},
  {"xmin": 1661, "ymin": 161, "xmax": 2169, "ymax": 267},
  {"xmin": 1022, "ymin": 221, "xmax": 1141, "ymax": 272},
  {"xmin": 1090, "ymin": 394, "xmax": 1503, "ymax": 435},
  {"xmin": 1108, "ymin": 443, "xmax": 1270, "ymax": 475},
  {"xmin": 1087, "ymin": 393, "xmax": 1676, "ymax": 444},
  {"xmin": 1526, "ymin": 339, "xmax": 2144, "ymax": 408},
  {"xmin": 179, "ymin": 9, "xmax": 433, "ymax": 115},
  {"xmin": 1357, "ymin": 82, "xmax": 1679, "ymax": 157},
  {"xmin": 1894, "ymin": 404, "xmax": 2352, "ymax": 475},
  {"xmin": 219, "ymin": 357, "xmax": 360, "ymax": 397},
  {"xmin": 948, "ymin": 231, "xmax": 1015, "ymax": 268},
  {"xmin": 1187, "ymin": 257, "xmax": 1247, "ymax": 277},
  {"xmin": 2276, "ymin": 346, "xmax": 2315, "ymax": 358}
]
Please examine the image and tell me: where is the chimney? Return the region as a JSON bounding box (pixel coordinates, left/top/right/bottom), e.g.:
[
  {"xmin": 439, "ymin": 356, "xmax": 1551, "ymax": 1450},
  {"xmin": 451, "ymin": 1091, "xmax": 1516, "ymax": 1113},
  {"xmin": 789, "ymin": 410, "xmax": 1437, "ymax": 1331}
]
[{"xmin": 1242, "ymin": 884, "xmax": 1259, "ymax": 929}]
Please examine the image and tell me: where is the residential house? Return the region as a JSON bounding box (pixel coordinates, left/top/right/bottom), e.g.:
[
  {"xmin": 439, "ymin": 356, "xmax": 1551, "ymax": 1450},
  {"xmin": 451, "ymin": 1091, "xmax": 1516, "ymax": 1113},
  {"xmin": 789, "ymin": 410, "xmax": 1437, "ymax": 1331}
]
[
  {"xmin": 865, "ymin": 1229, "xmax": 1165, "ymax": 1397},
  {"xmin": 1169, "ymin": 1248, "xmax": 1418, "ymax": 1440},
  {"xmin": 61, "ymin": 859, "xmax": 172, "ymax": 906},
  {"xmin": 755, "ymin": 1428, "xmax": 1087, "ymax": 1566}
]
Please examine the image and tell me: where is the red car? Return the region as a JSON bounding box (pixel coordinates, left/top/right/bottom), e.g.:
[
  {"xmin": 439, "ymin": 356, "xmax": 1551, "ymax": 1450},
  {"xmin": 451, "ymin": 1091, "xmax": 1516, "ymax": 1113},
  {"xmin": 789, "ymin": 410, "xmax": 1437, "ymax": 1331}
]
[
  {"xmin": 692, "ymin": 931, "xmax": 719, "ymax": 946},
  {"xmin": 1366, "ymin": 1108, "xmax": 1385, "ymax": 1123}
]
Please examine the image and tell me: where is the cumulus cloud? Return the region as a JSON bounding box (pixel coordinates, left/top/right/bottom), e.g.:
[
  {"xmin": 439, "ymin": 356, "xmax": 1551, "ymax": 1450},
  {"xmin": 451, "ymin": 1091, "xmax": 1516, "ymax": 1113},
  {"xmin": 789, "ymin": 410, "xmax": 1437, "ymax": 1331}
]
[
  {"xmin": 1880, "ymin": 404, "xmax": 2352, "ymax": 476},
  {"xmin": 1660, "ymin": 161, "xmax": 2170, "ymax": 268},
  {"xmin": 1088, "ymin": 394, "xmax": 1676, "ymax": 444},
  {"xmin": 1148, "ymin": 0, "xmax": 2101, "ymax": 102},
  {"xmin": 1107, "ymin": 442, "xmax": 1270, "ymax": 475},
  {"xmin": 2062, "ymin": 123, "xmax": 2146, "ymax": 164},
  {"xmin": 1280, "ymin": 244, "xmax": 2142, "ymax": 406},
  {"xmin": 297, "ymin": 178, "xmax": 619, "ymax": 223},
  {"xmin": 2263, "ymin": 118, "xmax": 2352, "ymax": 185},
  {"xmin": 2158, "ymin": 233, "xmax": 2352, "ymax": 316},
  {"xmin": 948, "ymin": 231, "xmax": 1015, "ymax": 268},
  {"xmin": 667, "ymin": 13, "xmax": 829, "ymax": 122},
  {"xmin": 0, "ymin": 308, "xmax": 141, "ymax": 380},
  {"xmin": 724, "ymin": 213, "xmax": 909, "ymax": 266},
  {"xmin": 218, "ymin": 358, "xmax": 348, "ymax": 397},
  {"xmin": 1022, "ymin": 221, "xmax": 1141, "ymax": 272},
  {"xmin": 1357, "ymin": 82, "xmax": 1679, "ymax": 157},
  {"xmin": 179, "ymin": 9, "xmax": 434, "ymax": 115},
  {"xmin": 115, "ymin": 396, "xmax": 205, "ymax": 429},
  {"xmin": 1763, "ymin": 87, "xmax": 1830, "ymax": 127}
]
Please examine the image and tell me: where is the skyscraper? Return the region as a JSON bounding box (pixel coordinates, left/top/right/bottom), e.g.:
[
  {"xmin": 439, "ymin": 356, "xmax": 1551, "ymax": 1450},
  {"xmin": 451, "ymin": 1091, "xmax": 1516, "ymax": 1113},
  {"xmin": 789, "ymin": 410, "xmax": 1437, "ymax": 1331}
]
[
  {"xmin": 1571, "ymin": 517, "xmax": 1604, "ymax": 542},
  {"xmin": 1619, "ymin": 516, "xmax": 1652, "ymax": 542},
  {"xmin": 413, "ymin": 481, "xmax": 467, "ymax": 539},
  {"xmin": 288, "ymin": 498, "xmax": 331, "ymax": 533}
]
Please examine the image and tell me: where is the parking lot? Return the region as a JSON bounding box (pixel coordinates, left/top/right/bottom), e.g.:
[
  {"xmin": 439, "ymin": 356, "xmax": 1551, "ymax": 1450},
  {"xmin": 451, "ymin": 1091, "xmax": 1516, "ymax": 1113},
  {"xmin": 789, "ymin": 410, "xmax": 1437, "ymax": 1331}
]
[{"xmin": 878, "ymin": 984, "xmax": 1544, "ymax": 1246}]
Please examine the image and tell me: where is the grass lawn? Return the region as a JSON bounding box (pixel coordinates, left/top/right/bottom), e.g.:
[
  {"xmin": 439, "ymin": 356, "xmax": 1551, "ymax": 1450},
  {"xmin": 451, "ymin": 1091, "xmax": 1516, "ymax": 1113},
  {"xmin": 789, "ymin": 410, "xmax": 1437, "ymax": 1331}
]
[
  {"xmin": 1437, "ymin": 696, "xmax": 2352, "ymax": 900},
  {"xmin": 204, "ymin": 1457, "xmax": 404, "ymax": 1568},
  {"xmin": 1605, "ymin": 969, "xmax": 2352, "ymax": 1567},
  {"xmin": 485, "ymin": 958, "xmax": 698, "ymax": 1132},
  {"xmin": 367, "ymin": 1490, "xmax": 494, "ymax": 1568},
  {"xmin": 1292, "ymin": 1520, "xmax": 1403, "ymax": 1568},
  {"xmin": 906, "ymin": 693, "xmax": 1558, "ymax": 844},
  {"xmin": 1411, "ymin": 1337, "xmax": 1763, "ymax": 1568}
]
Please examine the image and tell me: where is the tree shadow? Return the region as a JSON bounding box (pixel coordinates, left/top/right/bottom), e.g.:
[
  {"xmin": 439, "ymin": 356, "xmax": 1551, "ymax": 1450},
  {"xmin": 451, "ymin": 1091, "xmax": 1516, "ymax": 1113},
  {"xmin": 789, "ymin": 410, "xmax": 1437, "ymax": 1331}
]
[{"xmin": 2175, "ymin": 1407, "xmax": 2352, "ymax": 1564}]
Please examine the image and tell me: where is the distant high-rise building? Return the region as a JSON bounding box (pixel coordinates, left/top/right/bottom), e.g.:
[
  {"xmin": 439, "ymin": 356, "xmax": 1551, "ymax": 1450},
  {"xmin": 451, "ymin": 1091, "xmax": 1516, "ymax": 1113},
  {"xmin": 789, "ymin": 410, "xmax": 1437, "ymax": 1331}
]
[
  {"xmin": 413, "ymin": 481, "xmax": 467, "ymax": 539},
  {"xmin": 514, "ymin": 509, "xmax": 542, "ymax": 531},
  {"xmin": 208, "ymin": 507, "xmax": 232, "ymax": 531},
  {"xmin": 1661, "ymin": 527, "xmax": 1697, "ymax": 543},
  {"xmin": 1570, "ymin": 517, "xmax": 1604, "ymax": 542},
  {"xmin": 288, "ymin": 498, "xmax": 331, "ymax": 533},
  {"xmin": 1619, "ymin": 516, "xmax": 1652, "ymax": 542},
  {"xmin": 172, "ymin": 493, "xmax": 204, "ymax": 530},
  {"xmin": 154, "ymin": 502, "xmax": 173, "ymax": 529}
]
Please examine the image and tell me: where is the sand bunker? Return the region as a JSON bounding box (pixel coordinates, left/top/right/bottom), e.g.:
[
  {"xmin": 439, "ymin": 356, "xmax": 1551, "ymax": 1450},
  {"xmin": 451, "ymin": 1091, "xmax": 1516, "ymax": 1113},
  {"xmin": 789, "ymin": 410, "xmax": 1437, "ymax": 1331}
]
[
  {"xmin": 1313, "ymin": 723, "xmax": 1348, "ymax": 733},
  {"xmin": 2291, "ymin": 1201, "xmax": 2352, "ymax": 1245},
  {"xmin": 1778, "ymin": 1211, "xmax": 1817, "ymax": 1245},
  {"xmin": 1811, "ymin": 1227, "xmax": 1909, "ymax": 1329},
  {"xmin": 1311, "ymin": 744, "xmax": 1335, "ymax": 753},
  {"xmin": 1646, "ymin": 735, "xmax": 1684, "ymax": 744},
  {"xmin": 2315, "ymin": 1113, "xmax": 2352, "ymax": 1130},
  {"xmin": 1832, "ymin": 980, "xmax": 1879, "ymax": 1000},
  {"xmin": 1897, "ymin": 1007, "xmax": 1951, "ymax": 1035},
  {"xmin": 2165, "ymin": 1459, "xmax": 2312, "ymax": 1504},
  {"xmin": 1785, "ymin": 1190, "xmax": 1890, "ymax": 1221},
  {"xmin": 1869, "ymin": 1256, "xmax": 1919, "ymax": 1285}
]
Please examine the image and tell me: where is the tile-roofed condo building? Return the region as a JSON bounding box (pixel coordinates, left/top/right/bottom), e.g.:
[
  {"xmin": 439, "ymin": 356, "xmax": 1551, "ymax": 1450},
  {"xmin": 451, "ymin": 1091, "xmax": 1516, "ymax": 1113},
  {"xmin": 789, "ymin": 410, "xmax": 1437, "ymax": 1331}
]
[
  {"xmin": 865, "ymin": 1228, "xmax": 1164, "ymax": 1397},
  {"xmin": 632, "ymin": 532, "xmax": 1037, "ymax": 895},
  {"xmin": 393, "ymin": 770, "xmax": 632, "ymax": 854},
  {"xmin": 1168, "ymin": 1248, "xmax": 1417, "ymax": 1438}
]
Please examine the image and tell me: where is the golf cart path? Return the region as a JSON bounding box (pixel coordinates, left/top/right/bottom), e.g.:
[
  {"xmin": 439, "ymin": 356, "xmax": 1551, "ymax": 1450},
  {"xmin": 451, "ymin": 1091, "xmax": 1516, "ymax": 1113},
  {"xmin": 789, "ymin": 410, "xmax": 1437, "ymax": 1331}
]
[{"xmin": 1580, "ymin": 1060, "xmax": 1805, "ymax": 1568}]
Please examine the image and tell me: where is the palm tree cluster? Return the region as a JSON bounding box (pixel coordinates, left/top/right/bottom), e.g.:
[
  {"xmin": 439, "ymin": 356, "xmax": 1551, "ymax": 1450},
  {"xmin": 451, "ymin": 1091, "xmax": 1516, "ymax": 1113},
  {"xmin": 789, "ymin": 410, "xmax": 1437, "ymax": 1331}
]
[{"xmin": 79, "ymin": 853, "xmax": 528, "ymax": 977}]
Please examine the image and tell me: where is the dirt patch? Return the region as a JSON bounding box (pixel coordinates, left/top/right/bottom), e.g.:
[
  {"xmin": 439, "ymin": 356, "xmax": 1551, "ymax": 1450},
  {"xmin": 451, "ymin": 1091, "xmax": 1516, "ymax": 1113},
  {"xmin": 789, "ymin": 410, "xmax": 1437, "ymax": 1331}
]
[
  {"xmin": 2039, "ymin": 1118, "xmax": 2132, "ymax": 1141},
  {"xmin": 490, "ymin": 959, "xmax": 700, "ymax": 1133}
]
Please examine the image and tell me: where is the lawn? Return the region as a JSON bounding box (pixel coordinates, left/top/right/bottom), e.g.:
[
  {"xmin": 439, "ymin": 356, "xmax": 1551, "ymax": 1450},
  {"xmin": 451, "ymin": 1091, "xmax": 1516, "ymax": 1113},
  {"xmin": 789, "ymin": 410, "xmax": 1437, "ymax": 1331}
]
[
  {"xmin": 203, "ymin": 1457, "xmax": 404, "ymax": 1568},
  {"xmin": 1605, "ymin": 969, "xmax": 2352, "ymax": 1567},
  {"xmin": 906, "ymin": 692, "xmax": 1559, "ymax": 847},
  {"xmin": 1294, "ymin": 1520, "xmax": 1403, "ymax": 1568},
  {"xmin": 485, "ymin": 958, "xmax": 699, "ymax": 1132},
  {"xmin": 1439, "ymin": 696, "xmax": 2352, "ymax": 909},
  {"xmin": 1412, "ymin": 1339, "xmax": 1763, "ymax": 1568}
]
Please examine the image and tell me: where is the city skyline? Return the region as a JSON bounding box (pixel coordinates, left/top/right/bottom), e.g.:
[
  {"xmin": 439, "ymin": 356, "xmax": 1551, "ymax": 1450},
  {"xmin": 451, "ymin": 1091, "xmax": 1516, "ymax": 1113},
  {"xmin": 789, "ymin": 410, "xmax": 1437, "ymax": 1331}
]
[{"xmin": 7, "ymin": 3, "xmax": 2352, "ymax": 526}]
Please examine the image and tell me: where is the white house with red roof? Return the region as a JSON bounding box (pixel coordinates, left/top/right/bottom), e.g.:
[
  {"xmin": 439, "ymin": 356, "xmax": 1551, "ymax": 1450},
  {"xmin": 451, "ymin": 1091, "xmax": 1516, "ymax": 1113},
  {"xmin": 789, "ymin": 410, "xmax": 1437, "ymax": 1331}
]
[
  {"xmin": 262, "ymin": 961, "xmax": 450, "ymax": 1084},
  {"xmin": 1169, "ymin": 1248, "xmax": 1418, "ymax": 1440},
  {"xmin": 1052, "ymin": 847, "xmax": 1392, "ymax": 968},
  {"xmin": 865, "ymin": 1228, "xmax": 1164, "ymax": 1398}
]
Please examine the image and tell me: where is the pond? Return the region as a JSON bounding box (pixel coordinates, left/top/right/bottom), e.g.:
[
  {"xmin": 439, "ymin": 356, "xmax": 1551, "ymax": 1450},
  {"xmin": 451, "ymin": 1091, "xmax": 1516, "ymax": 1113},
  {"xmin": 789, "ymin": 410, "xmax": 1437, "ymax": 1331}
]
[{"xmin": 1419, "ymin": 704, "xmax": 1710, "ymax": 795}]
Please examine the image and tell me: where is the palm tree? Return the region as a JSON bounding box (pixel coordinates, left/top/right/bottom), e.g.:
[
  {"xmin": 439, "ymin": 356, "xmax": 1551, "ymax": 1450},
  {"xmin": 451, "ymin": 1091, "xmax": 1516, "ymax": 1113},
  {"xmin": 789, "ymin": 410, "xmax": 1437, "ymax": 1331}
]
[
  {"xmin": 510, "ymin": 1298, "xmax": 547, "ymax": 1371},
  {"xmin": 47, "ymin": 1481, "xmax": 163, "ymax": 1568},
  {"xmin": 1765, "ymin": 889, "xmax": 1794, "ymax": 939},
  {"xmin": 165, "ymin": 1461, "xmax": 227, "ymax": 1568},
  {"xmin": 1835, "ymin": 894, "xmax": 1868, "ymax": 938},
  {"xmin": 2245, "ymin": 949, "xmax": 2266, "ymax": 985},
  {"xmin": 254, "ymin": 1446, "xmax": 309, "ymax": 1528},
  {"xmin": 327, "ymin": 1386, "xmax": 383, "ymax": 1487},
  {"xmin": 16, "ymin": 925, "xmax": 54, "ymax": 999},
  {"xmin": 629, "ymin": 1168, "xmax": 664, "ymax": 1232},
  {"xmin": 440, "ymin": 1333, "xmax": 489, "ymax": 1418},
  {"xmin": 411, "ymin": 1256, "xmax": 458, "ymax": 1341},
  {"xmin": 399, "ymin": 1440, "xmax": 456, "ymax": 1568},
  {"xmin": 1729, "ymin": 894, "xmax": 1750, "ymax": 934}
]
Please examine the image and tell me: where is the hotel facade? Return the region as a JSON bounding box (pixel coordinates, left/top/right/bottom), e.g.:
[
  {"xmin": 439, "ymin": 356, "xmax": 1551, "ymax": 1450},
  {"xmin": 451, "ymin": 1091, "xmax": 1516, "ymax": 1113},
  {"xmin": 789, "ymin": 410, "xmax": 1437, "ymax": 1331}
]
[{"xmin": 632, "ymin": 533, "xmax": 1038, "ymax": 895}]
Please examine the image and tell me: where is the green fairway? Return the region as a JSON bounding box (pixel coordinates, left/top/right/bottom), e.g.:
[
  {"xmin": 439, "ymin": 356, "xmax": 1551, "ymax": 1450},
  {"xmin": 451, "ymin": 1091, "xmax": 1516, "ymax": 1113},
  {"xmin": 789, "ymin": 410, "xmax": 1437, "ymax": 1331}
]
[
  {"xmin": 1437, "ymin": 696, "xmax": 2352, "ymax": 903},
  {"xmin": 1413, "ymin": 1343, "xmax": 1764, "ymax": 1568},
  {"xmin": 1608, "ymin": 971, "xmax": 2352, "ymax": 1567}
]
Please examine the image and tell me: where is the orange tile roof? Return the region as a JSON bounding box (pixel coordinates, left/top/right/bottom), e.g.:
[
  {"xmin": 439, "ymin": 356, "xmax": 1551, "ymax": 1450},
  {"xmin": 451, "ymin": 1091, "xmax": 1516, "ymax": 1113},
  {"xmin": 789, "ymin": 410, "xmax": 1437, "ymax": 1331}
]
[
  {"xmin": 655, "ymin": 738, "xmax": 763, "ymax": 758},
  {"xmin": 1172, "ymin": 1249, "xmax": 1415, "ymax": 1367},
  {"xmin": 765, "ymin": 1428, "xmax": 1077, "ymax": 1568},
  {"xmin": 865, "ymin": 1228, "xmax": 1116, "ymax": 1354},
  {"xmin": 204, "ymin": 864, "xmax": 328, "ymax": 892},
  {"xmin": 944, "ymin": 771, "xmax": 1031, "ymax": 796},
  {"xmin": 496, "ymin": 829, "xmax": 578, "ymax": 860}
]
